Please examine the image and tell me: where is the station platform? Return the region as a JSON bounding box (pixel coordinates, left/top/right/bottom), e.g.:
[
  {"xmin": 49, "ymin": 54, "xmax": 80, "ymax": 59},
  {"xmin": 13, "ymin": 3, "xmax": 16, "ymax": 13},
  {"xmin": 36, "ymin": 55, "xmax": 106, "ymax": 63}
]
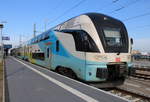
[{"xmin": 4, "ymin": 57, "xmax": 129, "ymax": 102}]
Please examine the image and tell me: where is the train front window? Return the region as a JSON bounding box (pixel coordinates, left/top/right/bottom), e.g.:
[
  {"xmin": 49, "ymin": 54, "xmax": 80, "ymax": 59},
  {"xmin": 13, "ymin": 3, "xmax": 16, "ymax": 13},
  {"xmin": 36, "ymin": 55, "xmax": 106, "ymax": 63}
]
[
  {"xmin": 103, "ymin": 27, "xmax": 122, "ymax": 46},
  {"xmin": 87, "ymin": 13, "xmax": 129, "ymax": 53}
]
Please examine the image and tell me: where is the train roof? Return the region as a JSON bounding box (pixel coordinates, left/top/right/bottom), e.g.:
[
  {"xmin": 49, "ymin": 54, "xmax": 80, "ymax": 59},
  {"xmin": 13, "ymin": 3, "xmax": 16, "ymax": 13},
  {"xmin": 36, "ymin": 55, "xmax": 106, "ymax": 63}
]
[
  {"xmin": 52, "ymin": 12, "xmax": 123, "ymax": 29},
  {"xmin": 85, "ymin": 13, "xmax": 122, "ymax": 23},
  {"xmin": 28, "ymin": 12, "xmax": 123, "ymax": 45}
]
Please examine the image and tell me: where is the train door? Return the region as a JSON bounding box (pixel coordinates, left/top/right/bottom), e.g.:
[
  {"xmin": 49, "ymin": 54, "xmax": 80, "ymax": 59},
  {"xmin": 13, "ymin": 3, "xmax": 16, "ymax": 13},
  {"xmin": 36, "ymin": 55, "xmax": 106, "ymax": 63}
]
[
  {"xmin": 69, "ymin": 30, "xmax": 87, "ymax": 78},
  {"xmin": 45, "ymin": 46, "xmax": 52, "ymax": 68},
  {"xmin": 56, "ymin": 30, "xmax": 87, "ymax": 78}
]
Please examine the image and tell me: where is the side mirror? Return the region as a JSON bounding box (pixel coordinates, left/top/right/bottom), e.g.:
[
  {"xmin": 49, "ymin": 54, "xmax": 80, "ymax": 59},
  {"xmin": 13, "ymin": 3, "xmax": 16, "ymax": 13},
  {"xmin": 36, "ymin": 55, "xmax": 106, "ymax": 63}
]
[{"xmin": 130, "ymin": 38, "xmax": 133, "ymax": 45}]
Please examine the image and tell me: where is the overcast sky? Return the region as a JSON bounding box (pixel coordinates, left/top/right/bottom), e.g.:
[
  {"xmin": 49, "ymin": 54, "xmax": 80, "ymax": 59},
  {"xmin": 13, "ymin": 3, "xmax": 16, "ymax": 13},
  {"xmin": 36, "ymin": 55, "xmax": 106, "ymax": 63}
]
[{"xmin": 0, "ymin": 0, "xmax": 150, "ymax": 52}]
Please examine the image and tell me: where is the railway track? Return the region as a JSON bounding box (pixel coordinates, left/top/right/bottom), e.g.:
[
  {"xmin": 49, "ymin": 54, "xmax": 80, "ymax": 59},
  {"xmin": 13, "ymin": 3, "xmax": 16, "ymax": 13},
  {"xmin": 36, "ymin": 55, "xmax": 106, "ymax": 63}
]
[
  {"xmin": 132, "ymin": 73, "xmax": 150, "ymax": 80},
  {"xmin": 89, "ymin": 77, "xmax": 150, "ymax": 101},
  {"xmin": 131, "ymin": 67, "xmax": 150, "ymax": 80},
  {"xmin": 99, "ymin": 69, "xmax": 150, "ymax": 102},
  {"xmin": 106, "ymin": 88, "xmax": 150, "ymax": 102}
]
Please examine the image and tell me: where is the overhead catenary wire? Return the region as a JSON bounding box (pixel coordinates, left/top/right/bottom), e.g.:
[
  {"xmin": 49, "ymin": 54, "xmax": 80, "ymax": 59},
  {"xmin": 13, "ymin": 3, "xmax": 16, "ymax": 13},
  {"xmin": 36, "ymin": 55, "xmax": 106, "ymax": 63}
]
[
  {"xmin": 109, "ymin": 0, "xmax": 141, "ymax": 13},
  {"xmin": 128, "ymin": 24, "xmax": 150, "ymax": 30},
  {"xmin": 48, "ymin": 0, "xmax": 120, "ymax": 26},
  {"xmin": 82, "ymin": 0, "xmax": 120, "ymax": 16},
  {"xmin": 47, "ymin": 0, "xmax": 87, "ymax": 25},
  {"xmin": 112, "ymin": 0, "xmax": 120, "ymax": 3},
  {"xmin": 108, "ymin": 0, "xmax": 150, "ymax": 29},
  {"xmin": 46, "ymin": 0, "xmax": 149, "ymax": 29},
  {"xmin": 123, "ymin": 12, "xmax": 150, "ymax": 21},
  {"xmin": 97, "ymin": 0, "xmax": 120, "ymax": 12}
]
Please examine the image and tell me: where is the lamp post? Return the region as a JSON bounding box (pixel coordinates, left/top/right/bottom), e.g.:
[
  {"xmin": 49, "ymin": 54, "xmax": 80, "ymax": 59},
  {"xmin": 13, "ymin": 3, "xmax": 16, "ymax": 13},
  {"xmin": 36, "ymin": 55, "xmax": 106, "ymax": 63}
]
[
  {"xmin": 0, "ymin": 24, "xmax": 4, "ymax": 59},
  {"xmin": 1, "ymin": 21, "xmax": 7, "ymax": 58},
  {"xmin": 0, "ymin": 24, "xmax": 4, "ymax": 40}
]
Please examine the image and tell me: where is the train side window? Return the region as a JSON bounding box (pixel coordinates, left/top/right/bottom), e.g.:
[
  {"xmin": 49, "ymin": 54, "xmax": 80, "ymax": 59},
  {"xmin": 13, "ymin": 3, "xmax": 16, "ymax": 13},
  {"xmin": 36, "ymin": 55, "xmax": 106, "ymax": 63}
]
[
  {"xmin": 32, "ymin": 53, "xmax": 45, "ymax": 60},
  {"xmin": 44, "ymin": 33, "xmax": 49, "ymax": 40},
  {"xmin": 47, "ymin": 48, "xmax": 49, "ymax": 58},
  {"xmin": 56, "ymin": 40, "xmax": 59, "ymax": 52},
  {"xmin": 61, "ymin": 30, "xmax": 99, "ymax": 52},
  {"xmin": 81, "ymin": 31, "xmax": 100, "ymax": 52},
  {"xmin": 54, "ymin": 29, "xmax": 59, "ymax": 32}
]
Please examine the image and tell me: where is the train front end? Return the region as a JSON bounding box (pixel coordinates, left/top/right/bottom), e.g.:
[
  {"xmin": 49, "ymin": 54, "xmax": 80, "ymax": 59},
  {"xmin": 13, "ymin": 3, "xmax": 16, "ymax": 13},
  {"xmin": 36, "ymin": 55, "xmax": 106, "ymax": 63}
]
[{"xmin": 83, "ymin": 13, "xmax": 132, "ymax": 85}]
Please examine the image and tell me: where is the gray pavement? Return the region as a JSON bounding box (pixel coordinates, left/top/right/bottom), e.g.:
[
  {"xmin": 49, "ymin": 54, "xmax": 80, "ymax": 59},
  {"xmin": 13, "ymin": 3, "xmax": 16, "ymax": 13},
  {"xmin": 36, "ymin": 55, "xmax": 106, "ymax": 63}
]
[{"xmin": 5, "ymin": 57, "xmax": 129, "ymax": 102}]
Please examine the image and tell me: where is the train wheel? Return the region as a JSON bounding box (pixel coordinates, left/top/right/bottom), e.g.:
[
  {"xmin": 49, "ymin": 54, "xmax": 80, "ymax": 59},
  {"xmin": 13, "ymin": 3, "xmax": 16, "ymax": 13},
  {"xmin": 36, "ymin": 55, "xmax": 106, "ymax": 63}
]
[
  {"xmin": 66, "ymin": 69, "xmax": 77, "ymax": 79},
  {"xmin": 56, "ymin": 67, "xmax": 77, "ymax": 79}
]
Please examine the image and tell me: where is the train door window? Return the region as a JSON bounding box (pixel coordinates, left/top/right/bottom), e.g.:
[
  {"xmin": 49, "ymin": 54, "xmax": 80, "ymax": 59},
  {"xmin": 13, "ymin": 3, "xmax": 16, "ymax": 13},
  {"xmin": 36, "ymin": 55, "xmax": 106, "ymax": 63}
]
[
  {"xmin": 47, "ymin": 48, "xmax": 49, "ymax": 58},
  {"xmin": 56, "ymin": 40, "xmax": 59, "ymax": 52}
]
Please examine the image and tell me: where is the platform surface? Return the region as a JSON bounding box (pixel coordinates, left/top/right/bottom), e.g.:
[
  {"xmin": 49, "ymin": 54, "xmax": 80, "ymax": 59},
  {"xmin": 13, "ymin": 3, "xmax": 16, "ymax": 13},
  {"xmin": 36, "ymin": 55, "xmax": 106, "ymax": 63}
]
[{"xmin": 5, "ymin": 57, "xmax": 129, "ymax": 102}]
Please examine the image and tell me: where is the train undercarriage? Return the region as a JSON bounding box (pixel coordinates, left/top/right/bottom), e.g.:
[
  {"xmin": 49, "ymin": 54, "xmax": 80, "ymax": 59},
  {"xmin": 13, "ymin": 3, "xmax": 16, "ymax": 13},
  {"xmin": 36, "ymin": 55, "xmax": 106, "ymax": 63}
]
[{"xmin": 55, "ymin": 63, "xmax": 128, "ymax": 88}]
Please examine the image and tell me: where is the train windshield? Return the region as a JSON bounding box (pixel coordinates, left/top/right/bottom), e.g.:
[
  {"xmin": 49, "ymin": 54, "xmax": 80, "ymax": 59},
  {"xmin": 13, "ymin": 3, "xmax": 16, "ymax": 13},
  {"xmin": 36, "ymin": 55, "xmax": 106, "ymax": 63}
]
[
  {"xmin": 103, "ymin": 27, "xmax": 122, "ymax": 46},
  {"xmin": 86, "ymin": 13, "xmax": 129, "ymax": 53}
]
